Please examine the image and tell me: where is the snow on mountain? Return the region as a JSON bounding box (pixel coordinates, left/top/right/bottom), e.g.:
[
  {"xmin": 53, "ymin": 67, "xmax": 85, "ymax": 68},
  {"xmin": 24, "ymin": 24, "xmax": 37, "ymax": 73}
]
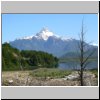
[
  {"xmin": 92, "ymin": 43, "xmax": 98, "ymax": 46},
  {"xmin": 61, "ymin": 37, "xmax": 75, "ymax": 41},
  {"xmin": 17, "ymin": 27, "xmax": 70, "ymax": 41},
  {"xmin": 17, "ymin": 27, "xmax": 55, "ymax": 41},
  {"xmin": 18, "ymin": 35, "xmax": 33, "ymax": 40},
  {"xmin": 36, "ymin": 27, "xmax": 54, "ymax": 40}
]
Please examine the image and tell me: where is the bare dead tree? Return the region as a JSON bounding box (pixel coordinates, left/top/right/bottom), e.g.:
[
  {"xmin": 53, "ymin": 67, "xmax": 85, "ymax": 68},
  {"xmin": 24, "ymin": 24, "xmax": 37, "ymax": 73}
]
[{"xmin": 78, "ymin": 20, "xmax": 95, "ymax": 86}]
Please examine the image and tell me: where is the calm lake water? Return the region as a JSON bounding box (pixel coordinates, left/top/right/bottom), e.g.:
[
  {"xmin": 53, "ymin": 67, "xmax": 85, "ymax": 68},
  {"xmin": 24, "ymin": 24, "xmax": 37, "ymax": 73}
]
[{"xmin": 58, "ymin": 61, "xmax": 98, "ymax": 70}]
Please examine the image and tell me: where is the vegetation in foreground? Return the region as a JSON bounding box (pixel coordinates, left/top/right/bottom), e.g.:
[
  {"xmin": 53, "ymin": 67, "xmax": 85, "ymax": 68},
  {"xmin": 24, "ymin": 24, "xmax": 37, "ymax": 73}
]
[
  {"xmin": 2, "ymin": 68, "xmax": 72, "ymax": 86},
  {"xmin": 2, "ymin": 68, "xmax": 98, "ymax": 86},
  {"xmin": 30, "ymin": 68, "xmax": 72, "ymax": 78}
]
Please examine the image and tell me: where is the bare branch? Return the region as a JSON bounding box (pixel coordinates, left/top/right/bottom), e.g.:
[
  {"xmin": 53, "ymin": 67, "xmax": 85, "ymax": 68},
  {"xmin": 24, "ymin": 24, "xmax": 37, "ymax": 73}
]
[
  {"xmin": 83, "ymin": 61, "xmax": 90, "ymax": 69},
  {"xmin": 83, "ymin": 49, "xmax": 96, "ymax": 65}
]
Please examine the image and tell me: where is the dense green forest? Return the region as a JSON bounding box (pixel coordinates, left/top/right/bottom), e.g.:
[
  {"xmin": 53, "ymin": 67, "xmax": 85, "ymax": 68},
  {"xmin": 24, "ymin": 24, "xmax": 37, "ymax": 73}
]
[{"xmin": 2, "ymin": 43, "xmax": 58, "ymax": 71}]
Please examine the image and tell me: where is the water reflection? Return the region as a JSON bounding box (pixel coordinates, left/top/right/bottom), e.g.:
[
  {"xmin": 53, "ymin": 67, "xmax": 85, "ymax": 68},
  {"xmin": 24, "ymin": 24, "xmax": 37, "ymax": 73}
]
[{"xmin": 58, "ymin": 61, "xmax": 98, "ymax": 70}]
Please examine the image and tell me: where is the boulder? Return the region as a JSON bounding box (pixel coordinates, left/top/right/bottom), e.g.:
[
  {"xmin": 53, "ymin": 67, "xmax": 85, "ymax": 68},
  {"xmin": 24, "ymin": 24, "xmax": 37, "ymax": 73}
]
[{"xmin": 8, "ymin": 79, "xmax": 13, "ymax": 84}]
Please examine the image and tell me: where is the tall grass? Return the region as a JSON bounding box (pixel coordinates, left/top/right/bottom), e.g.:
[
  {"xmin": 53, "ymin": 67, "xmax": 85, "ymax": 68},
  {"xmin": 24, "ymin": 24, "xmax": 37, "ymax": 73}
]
[{"xmin": 30, "ymin": 68, "xmax": 72, "ymax": 78}]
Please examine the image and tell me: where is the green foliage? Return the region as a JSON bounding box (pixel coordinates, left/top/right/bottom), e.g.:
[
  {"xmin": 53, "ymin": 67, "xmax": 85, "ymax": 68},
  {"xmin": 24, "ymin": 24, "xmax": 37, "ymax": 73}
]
[
  {"xmin": 30, "ymin": 68, "xmax": 72, "ymax": 78},
  {"xmin": 2, "ymin": 43, "xmax": 58, "ymax": 71},
  {"xmin": 21, "ymin": 50, "xmax": 58, "ymax": 69},
  {"xmin": 2, "ymin": 43, "xmax": 21, "ymax": 70}
]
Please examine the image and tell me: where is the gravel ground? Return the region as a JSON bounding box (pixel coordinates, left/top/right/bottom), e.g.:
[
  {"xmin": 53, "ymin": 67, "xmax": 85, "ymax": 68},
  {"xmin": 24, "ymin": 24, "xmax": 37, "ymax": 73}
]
[{"xmin": 2, "ymin": 71, "xmax": 98, "ymax": 86}]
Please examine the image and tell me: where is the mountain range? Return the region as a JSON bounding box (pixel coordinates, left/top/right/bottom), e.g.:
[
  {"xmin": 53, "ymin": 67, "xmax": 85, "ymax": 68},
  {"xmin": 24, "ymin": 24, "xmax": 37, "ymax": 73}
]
[{"xmin": 9, "ymin": 27, "xmax": 98, "ymax": 57}]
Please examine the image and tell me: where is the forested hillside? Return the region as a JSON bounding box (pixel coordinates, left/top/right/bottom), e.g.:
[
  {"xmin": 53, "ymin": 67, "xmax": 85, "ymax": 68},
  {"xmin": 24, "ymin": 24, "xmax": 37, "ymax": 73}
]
[{"xmin": 2, "ymin": 43, "xmax": 58, "ymax": 71}]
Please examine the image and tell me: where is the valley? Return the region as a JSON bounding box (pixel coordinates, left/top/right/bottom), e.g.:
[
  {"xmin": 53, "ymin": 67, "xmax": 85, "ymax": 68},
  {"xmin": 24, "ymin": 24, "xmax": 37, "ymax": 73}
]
[{"xmin": 2, "ymin": 28, "xmax": 98, "ymax": 86}]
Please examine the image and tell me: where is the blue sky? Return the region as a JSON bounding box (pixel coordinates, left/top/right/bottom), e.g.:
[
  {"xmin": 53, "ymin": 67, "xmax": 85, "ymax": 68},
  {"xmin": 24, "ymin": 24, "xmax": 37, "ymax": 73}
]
[{"xmin": 2, "ymin": 14, "xmax": 98, "ymax": 44}]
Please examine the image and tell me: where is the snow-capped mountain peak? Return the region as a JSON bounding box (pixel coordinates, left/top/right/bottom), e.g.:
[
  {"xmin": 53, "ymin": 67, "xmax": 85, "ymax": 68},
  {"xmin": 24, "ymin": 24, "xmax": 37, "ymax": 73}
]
[
  {"xmin": 17, "ymin": 27, "xmax": 55, "ymax": 41},
  {"xmin": 36, "ymin": 27, "xmax": 54, "ymax": 40},
  {"xmin": 15, "ymin": 27, "xmax": 75, "ymax": 42}
]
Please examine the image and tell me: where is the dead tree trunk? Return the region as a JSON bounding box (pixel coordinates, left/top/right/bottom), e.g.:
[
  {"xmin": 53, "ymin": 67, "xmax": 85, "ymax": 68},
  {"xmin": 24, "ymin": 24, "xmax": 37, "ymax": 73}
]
[{"xmin": 78, "ymin": 20, "xmax": 95, "ymax": 86}]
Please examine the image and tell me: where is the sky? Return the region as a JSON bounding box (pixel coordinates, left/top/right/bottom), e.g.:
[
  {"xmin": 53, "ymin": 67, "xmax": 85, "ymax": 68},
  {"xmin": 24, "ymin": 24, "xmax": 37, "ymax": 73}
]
[{"xmin": 2, "ymin": 14, "xmax": 98, "ymax": 44}]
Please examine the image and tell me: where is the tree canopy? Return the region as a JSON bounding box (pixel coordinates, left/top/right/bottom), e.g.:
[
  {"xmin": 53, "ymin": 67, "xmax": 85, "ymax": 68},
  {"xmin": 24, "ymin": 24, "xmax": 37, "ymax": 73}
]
[{"xmin": 2, "ymin": 43, "xmax": 58, "ymax": 71}]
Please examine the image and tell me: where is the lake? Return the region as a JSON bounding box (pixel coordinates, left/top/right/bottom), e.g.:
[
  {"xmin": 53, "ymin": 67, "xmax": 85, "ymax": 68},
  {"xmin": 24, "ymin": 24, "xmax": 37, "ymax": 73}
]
[{"xmin": 58, "ymin": 61, "xmax": 98, "ymax": 70}]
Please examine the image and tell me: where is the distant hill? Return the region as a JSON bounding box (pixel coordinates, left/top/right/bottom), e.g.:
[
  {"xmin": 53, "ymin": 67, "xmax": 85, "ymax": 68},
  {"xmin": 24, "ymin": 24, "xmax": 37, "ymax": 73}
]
[
  {"xmin": 60, "ymin": 47, "xmax": 98, "ymax": 59},
  {"xmin": 2, "ymin": 43, "xmax": 58, "ymax": 71}
]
